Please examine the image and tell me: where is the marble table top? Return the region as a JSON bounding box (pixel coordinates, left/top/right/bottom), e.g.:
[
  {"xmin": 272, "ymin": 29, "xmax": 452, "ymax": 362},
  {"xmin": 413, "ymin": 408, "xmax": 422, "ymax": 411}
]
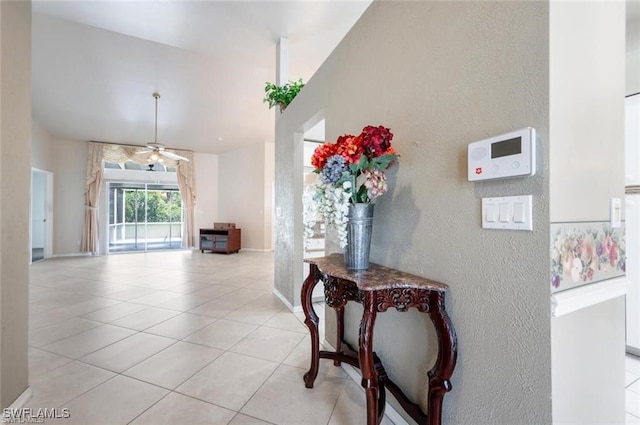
[{"xmin": 305, "ymin": 254, "xmax": 448, "ymax": 292}]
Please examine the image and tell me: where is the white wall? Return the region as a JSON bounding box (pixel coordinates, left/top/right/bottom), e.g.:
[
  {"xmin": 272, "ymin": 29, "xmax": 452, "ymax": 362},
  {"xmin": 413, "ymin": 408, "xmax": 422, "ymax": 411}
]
[
  {"xmin": 194, "ymin": 152, "xmax": 219, "ymax": 232},
  {"xmin": 628, "ymin": 16, "xmax": 640, "ymax": 96},
  {"xmin": 0, "ymin": 0, "xmax": 31, "ymax": 407},
  {"xmin": 549, "ymin": 3, "xmax": 627, "ymax": 424},
  {"xmin": 32, "ymin": 120, "xmax": 56, "ymax": 172},
  {"xmin": 263, "ymin": 142, "xmax": 274, "ymax": 250},
  {"xmin": 218, "ymin": 142, "xmax": 273, "ymax": 251},
  {"xmin": 276, "ymin": 2, "xmax": 551, "ymax": 424},
  {"xmin": 51, "ymin": 139, "xmax": 88, "ymax": 255},
  {"xmin": 33, "ymin": 132, "xmax": 88, "ymax": 256}
]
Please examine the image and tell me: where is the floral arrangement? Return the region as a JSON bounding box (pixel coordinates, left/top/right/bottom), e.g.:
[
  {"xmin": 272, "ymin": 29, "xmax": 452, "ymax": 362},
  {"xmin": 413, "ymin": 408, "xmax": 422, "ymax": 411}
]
[
  {"xmin": 551, "ymin": 224, "xmax": 626, "ymax": 290},
  {"xmin": 304, "ymin": 125, "xmax": 398, "ymax": 248}
]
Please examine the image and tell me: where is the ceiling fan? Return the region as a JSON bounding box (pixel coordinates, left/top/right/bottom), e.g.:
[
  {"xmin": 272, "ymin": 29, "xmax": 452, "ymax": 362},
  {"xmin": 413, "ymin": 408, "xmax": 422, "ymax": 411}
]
[{"xmin": 137, "ymin": 93, "xmax": 189, "ymax": 162}]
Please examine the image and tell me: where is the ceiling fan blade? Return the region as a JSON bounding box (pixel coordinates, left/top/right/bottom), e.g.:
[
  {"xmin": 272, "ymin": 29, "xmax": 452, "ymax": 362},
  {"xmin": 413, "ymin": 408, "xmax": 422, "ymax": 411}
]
[
  {"xmin": 146, "ymin": 142, "xmax": 164, "ymax": 150},
  {"xmin": 137, "ymin": 149, "xmax": 152, "ymax": 154},
  {"xmin": 160, "ymin": 150, "xmax": 189, "ymax": 161}
]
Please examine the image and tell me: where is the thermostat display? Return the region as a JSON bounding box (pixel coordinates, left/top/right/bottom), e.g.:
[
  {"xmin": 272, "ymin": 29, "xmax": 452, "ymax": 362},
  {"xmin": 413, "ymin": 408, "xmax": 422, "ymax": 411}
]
[{"xmin": 467, "ymin": 127, "xmax": 536, "ymax": 182}]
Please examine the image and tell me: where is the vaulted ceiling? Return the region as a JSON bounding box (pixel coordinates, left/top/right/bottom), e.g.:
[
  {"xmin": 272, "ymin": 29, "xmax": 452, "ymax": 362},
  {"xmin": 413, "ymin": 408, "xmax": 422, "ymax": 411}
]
[
  {"xmin": 32, "ymin": 1, "xmax": 640, "ymax": 156},
  {"xmin": 31, "ymin": 1, "xmax": 371, "ymax": 154}
]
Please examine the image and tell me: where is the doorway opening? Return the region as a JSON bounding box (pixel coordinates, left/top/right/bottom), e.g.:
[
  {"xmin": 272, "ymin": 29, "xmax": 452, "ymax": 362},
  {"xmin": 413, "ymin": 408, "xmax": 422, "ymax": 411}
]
[
  {"xmin": 107, "ymin": 182, "xmax": 184, "ymax": 253},
  {"xmin": 302, "ymin": 118, "xmax": 326, "ymax": 302},
  {"xmin": 30, "ymin": 168, "xmax": 53, "ymax": 263}
]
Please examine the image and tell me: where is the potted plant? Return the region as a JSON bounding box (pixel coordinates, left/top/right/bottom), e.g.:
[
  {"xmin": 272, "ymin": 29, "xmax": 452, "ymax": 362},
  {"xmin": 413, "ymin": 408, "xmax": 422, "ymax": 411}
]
[
  {"xmin": 303, "ymin": 125, "xmax": 399, "ymax": 269},
  {"xmin": 263, "ymin": 79, "xmax": 305, "ymax": 112}
]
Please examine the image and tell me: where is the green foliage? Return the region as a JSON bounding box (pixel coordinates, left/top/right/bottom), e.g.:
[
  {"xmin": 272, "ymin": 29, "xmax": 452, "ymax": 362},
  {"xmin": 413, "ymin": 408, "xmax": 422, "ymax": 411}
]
[
  {"xmin": 124, "ymin": 190, "xmax": 183, "ymax": 223},
  {"xmin": 263, "ymin": 79, "xmax": 305, "ymax": 110}
]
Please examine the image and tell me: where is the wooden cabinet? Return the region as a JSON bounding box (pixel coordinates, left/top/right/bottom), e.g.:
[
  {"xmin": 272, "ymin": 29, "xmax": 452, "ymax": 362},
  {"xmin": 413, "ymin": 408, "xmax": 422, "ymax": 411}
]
[{"xmin": 199, "ymin": 228, "xmax": 241, "ymax": 254}]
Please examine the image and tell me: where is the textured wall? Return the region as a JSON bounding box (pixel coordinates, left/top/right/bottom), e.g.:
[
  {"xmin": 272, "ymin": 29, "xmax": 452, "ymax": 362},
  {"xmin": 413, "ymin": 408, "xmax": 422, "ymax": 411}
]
[
  {"xmin": 276, "ymin": 1, "xmax": 551, "ymax": 423},
  {"xmin": 0, "ymin": 0, "xmax": 31, "ymax": 407}
]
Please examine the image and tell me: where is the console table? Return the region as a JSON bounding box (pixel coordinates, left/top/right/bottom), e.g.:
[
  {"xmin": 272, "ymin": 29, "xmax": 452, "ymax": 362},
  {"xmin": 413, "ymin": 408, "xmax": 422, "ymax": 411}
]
[{"xmin": 301, "ymin": 254, "xmax": 457, "ymax": 425}]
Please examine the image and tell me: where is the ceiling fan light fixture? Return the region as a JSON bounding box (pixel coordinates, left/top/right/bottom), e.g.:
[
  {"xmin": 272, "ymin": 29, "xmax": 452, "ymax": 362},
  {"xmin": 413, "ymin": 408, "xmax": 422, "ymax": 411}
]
[{"xmin": 138, "ymin": 92, "xmax": 189, "ymax": 163}]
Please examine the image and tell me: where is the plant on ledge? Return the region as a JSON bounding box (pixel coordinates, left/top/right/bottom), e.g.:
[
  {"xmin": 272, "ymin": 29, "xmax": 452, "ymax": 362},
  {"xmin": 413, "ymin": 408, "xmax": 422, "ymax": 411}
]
[
  {"xmin": 263, "ymin": 79, "xmax": 305, "ymax": 111},
  {"xmin": 303, "ymin": 125, "xmax": 398, "ymax": 248}
]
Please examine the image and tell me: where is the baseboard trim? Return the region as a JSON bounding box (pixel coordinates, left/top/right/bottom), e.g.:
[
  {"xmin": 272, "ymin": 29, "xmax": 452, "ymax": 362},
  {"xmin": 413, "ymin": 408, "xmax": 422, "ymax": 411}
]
[
  {"xmin": 323, "ymin": 341, "xmax": 408, "ymax": 425},
  {"xmin": 51, "ymin": 252, "xmax": 93, "ymax": 258},
  {"xmin": 272, "ymin": 288, "xmax": 302, "ymax": 313},
  {"xmin": 7, "ymin": 387, "xmax": 32, "ymax": 410},
  {"xmin": 241, "ymin": 248, "xmax": 274, "ymax": 253}
]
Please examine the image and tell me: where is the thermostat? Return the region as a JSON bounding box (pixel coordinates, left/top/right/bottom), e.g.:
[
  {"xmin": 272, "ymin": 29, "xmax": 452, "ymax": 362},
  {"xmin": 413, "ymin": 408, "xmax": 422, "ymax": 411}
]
[{"xmin": 467, "ymin": 127, "xmax": 536, "ymax": 182}]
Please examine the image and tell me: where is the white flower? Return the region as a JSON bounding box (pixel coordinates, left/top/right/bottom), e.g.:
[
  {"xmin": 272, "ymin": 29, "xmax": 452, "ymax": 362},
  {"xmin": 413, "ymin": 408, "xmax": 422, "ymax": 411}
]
[
  {"xmin": 303, "ymin": 175, "xmax": 351, "ymax": 249},
  {"xmin": 302, "ymin": 188, "xmax": 319, "ymax": 250}
]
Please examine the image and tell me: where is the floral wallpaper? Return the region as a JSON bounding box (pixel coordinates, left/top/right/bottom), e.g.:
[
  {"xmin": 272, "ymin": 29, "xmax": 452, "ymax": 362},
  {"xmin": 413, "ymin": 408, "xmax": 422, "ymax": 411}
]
[{"xmin": 551, "ymin": 222, "xmax": 626, "ymax": 294}]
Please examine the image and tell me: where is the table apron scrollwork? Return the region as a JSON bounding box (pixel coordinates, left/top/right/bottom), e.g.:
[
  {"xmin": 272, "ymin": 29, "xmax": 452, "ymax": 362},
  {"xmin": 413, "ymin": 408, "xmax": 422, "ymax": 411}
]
[
  {"xmin": 324, "ymin": 277, "xmax": 363, "ymax": 309},
  {"xmin": 375, "ymin": 287, "xmax": 431, "ymax": 312}
]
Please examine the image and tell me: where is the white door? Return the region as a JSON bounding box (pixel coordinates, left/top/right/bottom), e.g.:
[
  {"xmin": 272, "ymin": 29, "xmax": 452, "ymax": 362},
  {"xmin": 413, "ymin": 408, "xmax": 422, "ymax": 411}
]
[{"xmin": 30, "ymin": 169, "xmax": 52, "ymax": 263}]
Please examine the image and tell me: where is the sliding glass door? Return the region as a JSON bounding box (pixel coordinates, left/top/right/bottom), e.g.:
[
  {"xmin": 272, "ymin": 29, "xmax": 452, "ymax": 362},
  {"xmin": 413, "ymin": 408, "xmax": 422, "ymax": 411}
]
[{"xmin": 108, "ymin": 182, "xmax": 184, "ymax": 253}]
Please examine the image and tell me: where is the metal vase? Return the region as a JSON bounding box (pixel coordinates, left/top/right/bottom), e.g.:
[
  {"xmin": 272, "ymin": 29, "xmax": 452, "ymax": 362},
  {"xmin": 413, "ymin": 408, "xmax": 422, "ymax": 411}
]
[{"xmin": 344, "ymin": 203, "xmax": 375, "ymax": 270}]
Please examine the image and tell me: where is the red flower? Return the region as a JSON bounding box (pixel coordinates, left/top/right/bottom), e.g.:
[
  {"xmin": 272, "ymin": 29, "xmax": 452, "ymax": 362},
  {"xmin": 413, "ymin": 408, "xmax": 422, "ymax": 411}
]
[
  {"xmin": 311, "ymin": 143, "xmax": 338, "ymax": 169},
  {"xmin": 360, "ymin": 125, "xmax": 393, "ymax": 157},
  {"xmin": 335, "ymin": 134, "xmax": 364, "ymax": 164}
]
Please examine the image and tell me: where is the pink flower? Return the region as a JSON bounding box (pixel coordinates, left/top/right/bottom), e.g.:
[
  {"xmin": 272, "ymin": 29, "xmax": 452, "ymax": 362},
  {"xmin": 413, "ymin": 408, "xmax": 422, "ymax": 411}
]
[
  {"xmin": 561, "ymin": 245, "xmax": 574, "ymax": 277},
  {"xmin": 609, "ymin": 242, "xmax": 619, "ymax": 266},
  {"xmin": 602, "ymin": 235, "xmax": 613, "ymax": 256},
  {"xmin": 362, "ymin": 169, "xmax": 388, "ymax": 198}
]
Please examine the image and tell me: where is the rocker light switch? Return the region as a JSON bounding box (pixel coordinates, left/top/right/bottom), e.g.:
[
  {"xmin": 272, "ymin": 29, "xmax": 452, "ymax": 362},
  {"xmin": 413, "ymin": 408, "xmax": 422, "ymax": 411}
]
[
  {"xmin": 482, "ymin": 195, "xmax": 533, "ymax": 231},
  {"xmin": 513, "ymin": 202, "xmax": 525, "ymax": 223},
  {"xmin": 486, "ymin": 204, "xmax": 497, "ymax": 222},
  {"xmin": 498, "ymin": 203, "xmax": 510, "ymax": 222}
]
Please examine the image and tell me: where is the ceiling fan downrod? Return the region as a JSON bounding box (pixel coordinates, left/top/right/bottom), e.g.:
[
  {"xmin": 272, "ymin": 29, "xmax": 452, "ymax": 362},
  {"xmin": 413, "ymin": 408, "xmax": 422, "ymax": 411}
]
[{"xmin": 153, "ymin": 92, "xmax": 160, "ymax": 144}]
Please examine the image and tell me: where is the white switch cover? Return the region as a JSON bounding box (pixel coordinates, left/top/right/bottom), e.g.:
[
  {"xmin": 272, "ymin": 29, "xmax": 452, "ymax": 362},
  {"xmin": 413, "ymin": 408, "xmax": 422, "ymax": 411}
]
[
  {"xmin": 482, "ymin": 195, "xmax": 533, "ymax": 230},
  {"xmin": 610, "ymin": 197, "xmax": 621, "ymax": 228}
]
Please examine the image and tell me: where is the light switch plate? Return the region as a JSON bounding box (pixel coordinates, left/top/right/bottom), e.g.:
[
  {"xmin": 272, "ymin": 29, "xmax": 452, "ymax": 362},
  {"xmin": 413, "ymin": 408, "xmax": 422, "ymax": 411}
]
[
  {"xmin": 482, "ymin": 195, "xmax": 533, "ymax": 230},
  {"xmin": 610, "ymin": 197, "xmax": 621, "ymax": 228}
]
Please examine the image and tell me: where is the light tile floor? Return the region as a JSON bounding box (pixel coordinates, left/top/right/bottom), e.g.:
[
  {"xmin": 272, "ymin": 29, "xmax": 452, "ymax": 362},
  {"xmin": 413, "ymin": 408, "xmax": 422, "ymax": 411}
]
[
  {"xmin": 28, "ymin": 250, "xmax": 391, "ymax": 425},
  {"xmin": 627, "ymin": 355, "xmax": 640, "ymax": 423}
]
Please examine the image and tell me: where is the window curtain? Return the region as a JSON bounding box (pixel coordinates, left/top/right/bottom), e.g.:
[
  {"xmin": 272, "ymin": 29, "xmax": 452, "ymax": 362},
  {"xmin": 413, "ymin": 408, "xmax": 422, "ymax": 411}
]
[
  {"xmin": 175, "ymin": 151, "xmax": 196, "ymax": 248},
  {"xmin": 81, "ymin": 142, "xmax": 197, "ymax": 252},
  {"xmin": 81, "ymin": 142, "xmax": 104, "ymax": 253}
]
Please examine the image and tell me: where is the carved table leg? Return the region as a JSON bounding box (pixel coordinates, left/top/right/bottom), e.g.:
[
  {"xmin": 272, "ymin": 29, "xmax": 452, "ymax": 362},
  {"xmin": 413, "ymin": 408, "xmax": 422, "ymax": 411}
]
[
  {"xmin": 334, "ymin": 305, "xmax": 344, "ymax": 366},
  {"xmin": 359, "ymin": 291, "xmax": 380, "ymax": 425},
  {"xmin": 301, "ymin": 264, "xmax": 320, "ymax": 388},
  {"xmin": 427, "ymin": 291, "xmax": 457, "ymax": 425}
]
